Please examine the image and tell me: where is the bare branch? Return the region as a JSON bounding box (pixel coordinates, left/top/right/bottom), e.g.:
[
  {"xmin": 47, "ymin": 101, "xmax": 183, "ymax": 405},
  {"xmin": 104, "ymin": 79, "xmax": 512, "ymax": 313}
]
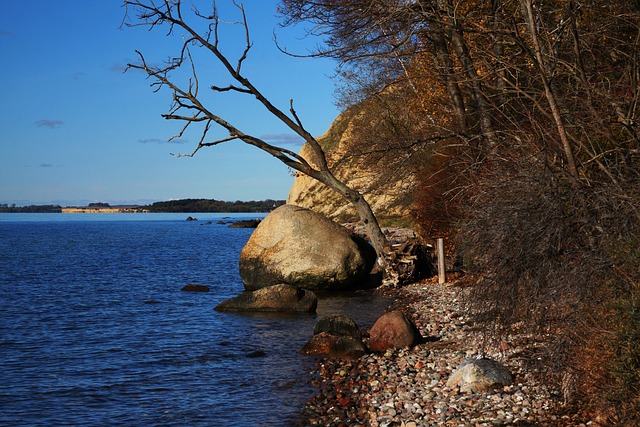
[
  {"xmin": 200, "ymin": 135, "xmax": 238, "ymax": 148},
  {"xmin": 234, "ymin": 2, "xmax": 252, "ymax": 74},
  {"xmin": 289, "ymin": 99, "xmax": 305, "ymax": 129},
  {"xmin": 123, "ymin": 0, "xmax": 388, "ymax": 259},
  {"xmin": 172, "ymin": 128, "xmax": 237, "ymax": 158},
  {"xmin": 211, "ymin": 84, "xmax": 252, "ymax": 94},
  {"xmin": 162, "ymin": 114, "xmax": 207, "ymax": 122}
]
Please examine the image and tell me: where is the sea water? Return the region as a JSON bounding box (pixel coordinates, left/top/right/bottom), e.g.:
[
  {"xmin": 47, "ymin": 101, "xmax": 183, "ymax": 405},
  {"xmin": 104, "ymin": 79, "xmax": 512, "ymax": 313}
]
[{"xmin": 0, "ymin": 213, "xmax": 391, "ymax": 426}]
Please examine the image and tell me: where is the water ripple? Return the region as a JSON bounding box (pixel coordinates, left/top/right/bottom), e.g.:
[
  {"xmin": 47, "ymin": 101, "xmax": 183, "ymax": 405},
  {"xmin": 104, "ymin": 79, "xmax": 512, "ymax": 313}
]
[{"xmin": 0, "ymin": 214, "xmax": 391, "ymax": 426}]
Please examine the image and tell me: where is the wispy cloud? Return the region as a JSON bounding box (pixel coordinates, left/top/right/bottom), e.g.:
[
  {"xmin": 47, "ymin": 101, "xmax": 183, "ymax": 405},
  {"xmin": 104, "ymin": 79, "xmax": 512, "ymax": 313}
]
[
  {"xmin": 69, "ymin": 71, "xmax": 86, "ymax": 80},
  {"xmin": 138, "ymin": 138, "xmax": 188, "ymax": 144},
  {"xmin": 260, "ymin": 133, "xmax": 304, "ymax": 146},
  {"xmin": 110, "ymin": 63, "xmax": 127, "ymax": 73},
  {"xmin": 35, "ymin": 119, "xmax": 64, "ymax": 129}
]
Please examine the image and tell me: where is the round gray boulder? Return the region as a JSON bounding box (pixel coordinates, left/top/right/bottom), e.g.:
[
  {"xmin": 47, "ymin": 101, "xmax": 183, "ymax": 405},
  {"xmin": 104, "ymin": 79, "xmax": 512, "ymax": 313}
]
[
  {"xmin": 447, "ymin": 357, "xmax": 514, "ymax": 393},
  {"xmin": 239, "ymin": 204, "xmax": 375, "ymax": 292}
]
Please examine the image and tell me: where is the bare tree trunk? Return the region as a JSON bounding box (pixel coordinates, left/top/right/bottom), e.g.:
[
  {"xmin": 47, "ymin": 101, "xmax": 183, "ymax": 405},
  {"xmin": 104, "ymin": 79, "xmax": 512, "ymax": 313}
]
[
  {"xmin": 443, "ymin": 0, "xmax": 498, "ymax": 147},
  {"xmin": 314, "ymin": 170, "xmax": 387, "ymax": 260},
  {"xmin": 429, "ymin": 26, "xmax": 468, "ymax": 132},
  {"xmin": 491, "ymin": 0, "xmax": 508, "ymax": 107},
  {"xmin": 521, "ymin": 0, "xmax": 578, "ymax": 177}
]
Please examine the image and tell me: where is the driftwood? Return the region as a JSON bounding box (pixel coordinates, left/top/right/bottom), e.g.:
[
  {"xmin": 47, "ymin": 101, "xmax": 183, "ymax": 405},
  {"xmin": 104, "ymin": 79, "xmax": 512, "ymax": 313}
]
[
  {"xmin": 386, "ymin": 237, "xmax": 436, "ymax": 286},
  {"xmin": 343, "ymin": 224, "xmax": 436, "ymax": 287}
]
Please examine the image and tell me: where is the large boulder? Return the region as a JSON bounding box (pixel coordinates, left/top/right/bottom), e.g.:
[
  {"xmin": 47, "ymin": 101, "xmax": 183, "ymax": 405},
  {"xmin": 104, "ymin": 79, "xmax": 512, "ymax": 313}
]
[
  {"xmin": 447, "ymin": 358, "xmax": 514, "ymax": 393},
  {"xmin": 239, "ymin": 204, "xmax": 376, "ymax": 292},
  {"xmin": 214, "ymin": 284, "xmax": 317, "ymax": 313},
  {"xmin": 368, "ymin": 310, "xmax": 421, "ymax": 352}
]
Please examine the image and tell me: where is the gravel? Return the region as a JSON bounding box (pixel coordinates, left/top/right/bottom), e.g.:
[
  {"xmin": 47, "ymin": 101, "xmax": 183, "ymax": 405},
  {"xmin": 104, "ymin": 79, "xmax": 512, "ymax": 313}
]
[{"xmin": 300, "ymin": 278, "xmax": 597, "ymax": 426}]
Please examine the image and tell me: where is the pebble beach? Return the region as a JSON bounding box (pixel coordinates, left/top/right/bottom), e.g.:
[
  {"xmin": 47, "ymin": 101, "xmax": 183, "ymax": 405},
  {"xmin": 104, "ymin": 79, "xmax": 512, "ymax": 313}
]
[{"xmin": 300, "ymin": 277, "xmax": 598, "ymax": 426}]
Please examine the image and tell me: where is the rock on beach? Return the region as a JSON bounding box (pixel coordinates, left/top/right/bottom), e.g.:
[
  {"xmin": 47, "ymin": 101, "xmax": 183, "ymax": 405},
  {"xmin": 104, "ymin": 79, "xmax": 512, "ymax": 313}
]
[
  {"xmin": 239, "ymin": 204, "xmax": 376, "ymax": 292},
  {"xmin": 301, "ymin": 332, "xmax": 368, "ymax": 359},
  {"xmin": 446, "ymin": 357, "xmax": 514, "ymax": 393},
  {"xmin": 368, "ymin": 310, "xmax": 421, "ymax": 352},
  {"xmin": 301, "ymin": 314, "xmax": 367, "ymax": 359},
  {"xmin": 314, "ymin": 314, "xmax": 363, "ymax": 341},
  {"xmin": 302, "ymin": 279, "xmax": 594, "ymax": 426}
]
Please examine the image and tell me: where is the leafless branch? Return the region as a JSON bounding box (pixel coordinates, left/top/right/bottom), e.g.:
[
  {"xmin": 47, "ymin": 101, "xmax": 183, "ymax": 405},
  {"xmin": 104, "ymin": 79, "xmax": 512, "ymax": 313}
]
[
  {"xmin": 123, "ymin": 0, "xmax": 389, "ymax": 259},
  {"xmin": 211, "ymin": 84, "xmax": 252, "ymax": 94}
]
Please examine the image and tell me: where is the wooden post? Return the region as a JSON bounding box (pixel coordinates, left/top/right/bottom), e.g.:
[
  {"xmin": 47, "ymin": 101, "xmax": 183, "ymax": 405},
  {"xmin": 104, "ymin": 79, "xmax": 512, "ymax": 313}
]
[{"xmin": 437, "ymin": 238, "xmax": 446, "ymax": 284}]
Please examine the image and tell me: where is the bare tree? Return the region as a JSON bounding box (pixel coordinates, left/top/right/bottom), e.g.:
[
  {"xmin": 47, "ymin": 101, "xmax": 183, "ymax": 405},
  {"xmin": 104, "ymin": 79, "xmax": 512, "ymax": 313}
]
[
  {"xmin": 122, "ymin": 0, "xmax": 388, "ymax": 261},
  {"xmin": 520, "ymin": 0, "xmax": 577, "ymax": 177}
]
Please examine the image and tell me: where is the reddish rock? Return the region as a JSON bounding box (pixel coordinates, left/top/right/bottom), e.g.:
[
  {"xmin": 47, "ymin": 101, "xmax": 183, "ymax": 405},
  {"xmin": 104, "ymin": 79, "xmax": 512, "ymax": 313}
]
[
  {"xmin": 300, "ymin": 332, "xmax": 367, "ymax": 359},
  {"xmin": 338, "ymin": 396, "xmax": 351, "ymax": 407},
  {"xmin": 368, "ymin": 310, "xmax": 421, "ymax": 352}
]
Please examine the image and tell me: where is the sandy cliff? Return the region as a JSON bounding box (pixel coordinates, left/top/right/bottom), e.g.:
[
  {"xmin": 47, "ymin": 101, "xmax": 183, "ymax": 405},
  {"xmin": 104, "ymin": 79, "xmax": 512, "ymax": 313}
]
[{"xmin": 287, "ymin": 100, "xmax": 416, "ymax": 225}]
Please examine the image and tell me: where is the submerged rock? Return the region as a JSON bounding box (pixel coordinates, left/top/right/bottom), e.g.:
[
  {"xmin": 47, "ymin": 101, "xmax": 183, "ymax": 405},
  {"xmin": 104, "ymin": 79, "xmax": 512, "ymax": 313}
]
[
  {"xmin": 229, "ymin": 219, "xmax": 261, "ymax": 228},
  {"xmin": 239, "ymin": 204, "xmax": 376, "ymax": 292},
  {"xmin": 302, "ymin": 314, "xmax": 367, "ymax": 359},
  {"xmin": 181, "ymin": 284, "xmax": 210, "ymax": 292},
  {"xmin": 214, "ymin": 283, "xmax": 317, "ymax": 313},
  {"xmin": 301, "ymin": 332, "xmax": 367, "ymax": 359},
  {"xmin": 313, "ymin": 314, "xmax": 363, "ymax": 341}
]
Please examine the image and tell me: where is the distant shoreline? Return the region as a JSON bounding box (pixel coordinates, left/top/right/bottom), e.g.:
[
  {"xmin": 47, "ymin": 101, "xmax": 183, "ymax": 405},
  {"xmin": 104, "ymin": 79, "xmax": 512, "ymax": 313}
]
[
  {"xmin": 60, "ymin": 206, "xmax": 149, "ymax": 214},
  {"xmin": 0, "ymin": 198, "xmax": 286, "ymax": 214}
]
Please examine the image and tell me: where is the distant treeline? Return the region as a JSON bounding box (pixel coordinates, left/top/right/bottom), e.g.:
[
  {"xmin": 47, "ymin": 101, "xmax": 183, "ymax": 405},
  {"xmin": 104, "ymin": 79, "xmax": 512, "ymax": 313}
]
[
  {"xmin": 0, "ymin": 204, "xmax": 62, "ymax": 213},
  {"xmin": 0, "ymin": 199, "xmax": 285, "ymax": 213},
  {"xmin": 144, "ymin": 198, "xmax": 285, "ymax": 213}
]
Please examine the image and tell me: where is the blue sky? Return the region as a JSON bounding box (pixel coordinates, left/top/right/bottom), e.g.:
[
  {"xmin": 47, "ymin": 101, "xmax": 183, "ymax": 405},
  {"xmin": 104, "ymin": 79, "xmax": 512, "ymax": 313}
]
[{"xmin": 0, "ymin": 0, "xmax": 339, "ymax": 206}]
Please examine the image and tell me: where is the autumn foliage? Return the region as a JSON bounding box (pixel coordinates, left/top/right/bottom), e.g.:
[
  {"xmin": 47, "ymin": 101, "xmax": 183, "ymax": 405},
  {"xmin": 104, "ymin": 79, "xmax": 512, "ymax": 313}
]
[{"xmin": 281, "ymin": 0, "xmax": 640, "ymax": 423}]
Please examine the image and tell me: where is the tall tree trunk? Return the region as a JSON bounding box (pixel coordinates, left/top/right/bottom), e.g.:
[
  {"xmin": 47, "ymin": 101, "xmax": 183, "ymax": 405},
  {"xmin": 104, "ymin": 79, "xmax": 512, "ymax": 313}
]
[
  {"xmin": 443, "ymin": 0, "xmax": 498, "ymax": 147},
  {"xmin": 429, "ymin": 26, "xmax": 468, "ymax": 132},
  {"xmin": 491, "ymin": 0, "xmax": 508, "ymax": 107},
  {"xmin": 521, "ymin": 0, "xmax": 578, "ymax": 177}
]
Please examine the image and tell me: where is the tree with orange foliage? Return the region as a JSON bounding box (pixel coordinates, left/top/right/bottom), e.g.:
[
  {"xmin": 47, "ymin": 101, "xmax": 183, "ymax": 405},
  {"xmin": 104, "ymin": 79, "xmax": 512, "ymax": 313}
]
[{"xmin": 281, "ymin": 1, "xmax": 640, "ymax": 422}]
